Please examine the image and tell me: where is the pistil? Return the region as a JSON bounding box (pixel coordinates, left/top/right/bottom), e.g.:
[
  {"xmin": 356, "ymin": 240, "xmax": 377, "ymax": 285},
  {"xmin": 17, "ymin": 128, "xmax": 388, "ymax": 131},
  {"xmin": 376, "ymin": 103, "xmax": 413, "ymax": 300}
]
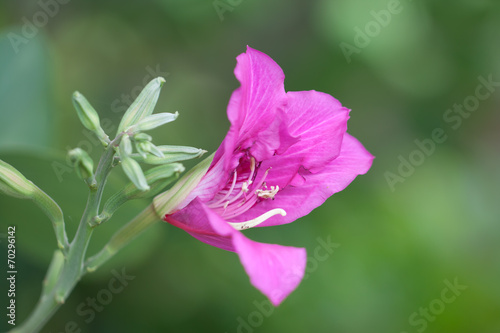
[{"xmin": 228, "ymin": 208, "xmax": 286, "ymax": 230}]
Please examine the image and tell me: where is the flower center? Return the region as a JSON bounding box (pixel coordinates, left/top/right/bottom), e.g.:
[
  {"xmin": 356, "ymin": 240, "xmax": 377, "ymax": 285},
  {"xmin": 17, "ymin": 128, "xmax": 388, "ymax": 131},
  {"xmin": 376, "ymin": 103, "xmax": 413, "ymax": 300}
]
[{"xmin": 206, "ymin": 156, "xmax": 285, "ymax": 229}]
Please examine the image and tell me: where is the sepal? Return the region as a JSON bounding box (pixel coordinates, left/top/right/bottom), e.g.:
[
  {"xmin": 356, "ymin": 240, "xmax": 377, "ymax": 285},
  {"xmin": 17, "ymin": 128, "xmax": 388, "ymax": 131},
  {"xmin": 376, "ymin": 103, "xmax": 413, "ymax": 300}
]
[{"xmin": 153, "ymin": 153, "xmax": 213, "ymax": 216}]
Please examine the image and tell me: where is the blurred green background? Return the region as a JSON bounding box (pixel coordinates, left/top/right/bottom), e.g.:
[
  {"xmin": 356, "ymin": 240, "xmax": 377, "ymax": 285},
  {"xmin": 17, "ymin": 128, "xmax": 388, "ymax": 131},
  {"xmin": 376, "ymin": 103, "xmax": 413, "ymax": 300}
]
[{"xmin": 0, "ymin": 0, "xmax": 499, "ymax": 332}]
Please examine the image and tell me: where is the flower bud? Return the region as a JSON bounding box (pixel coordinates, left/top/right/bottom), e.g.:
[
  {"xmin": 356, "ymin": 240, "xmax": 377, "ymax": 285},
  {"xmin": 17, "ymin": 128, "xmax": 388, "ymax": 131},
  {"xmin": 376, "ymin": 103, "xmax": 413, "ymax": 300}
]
[
  {"xmin": 72, "ymin": 92, "xmax": 110, "ymax": 146},
  {"xmin": 153, "ymin": 153, "xmax": 213, "ymax": 216},
  {"xmin": 120, "ymin": 134, "xmax": 133, "ymax": 156},
  {"xmin": 0, "ymin": 159, "xmax": 36, "ymax": 199},
  {"xmin": 136, "ymin": 141, "xmax": 165, "ymax": 159},
  {"xmin": 147, "ymin": 144, "xmax": 165, "ymax": 158},
  {"xmin": 127, "ymin": 112, "xmax": 178, "ymax": 133},
  {"xmin": 68, "ymin": 148, "xmax": 94, "ymax": 184},
  {"xmin": 116, "ymin": 77, "xmax": 166, "ymax": 135},
  {"xmin": 131, "ymin": 145, "xmax": 206, "ymax": 165},
  {"xmin": 133, "ymin": 133, "xmax": 152, "ymax": 142},
  {"xmin": 132, "ymin": 133, "xmax": 153, "ymax": 158},
  {"xmin": 121, "ymin": 157, "xmax": 150, "ymax": 192}
]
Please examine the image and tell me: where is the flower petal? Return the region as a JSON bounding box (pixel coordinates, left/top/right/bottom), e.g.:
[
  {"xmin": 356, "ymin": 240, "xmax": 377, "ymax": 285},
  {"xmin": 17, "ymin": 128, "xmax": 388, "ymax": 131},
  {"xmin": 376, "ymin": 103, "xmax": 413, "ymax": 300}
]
[
  {"xmin": 258, "ymin": 90, "xmax": 351, "ymax": 188},
  {"xmin": 165, "ymin": 198, "xmax": 307, "ymax": 305},
  {"xmin": 233, "ymin": 232, "xmax": 306, "ymax": 306},
  {"xmin": 232, "ymin": 133, "xmax": 374, "ymax": 226},
  {"xmin": 284, "ymin": 90, "xmax": 350, "ymax": 172},
  {"xmin": 223, "ymin": 46, "xmax": 288, "ymax": 168},
  {"xmin": 165, "ymin": 197, "xmax": 235, "ymax": 251}
]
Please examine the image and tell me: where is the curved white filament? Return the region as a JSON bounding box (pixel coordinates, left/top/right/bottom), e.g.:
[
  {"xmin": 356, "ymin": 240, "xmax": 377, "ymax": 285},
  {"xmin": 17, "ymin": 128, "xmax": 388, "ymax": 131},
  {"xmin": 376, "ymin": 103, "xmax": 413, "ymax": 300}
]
[{"xmin": 228, "ymin": 208, "xmax": 286, "ymax": 230}]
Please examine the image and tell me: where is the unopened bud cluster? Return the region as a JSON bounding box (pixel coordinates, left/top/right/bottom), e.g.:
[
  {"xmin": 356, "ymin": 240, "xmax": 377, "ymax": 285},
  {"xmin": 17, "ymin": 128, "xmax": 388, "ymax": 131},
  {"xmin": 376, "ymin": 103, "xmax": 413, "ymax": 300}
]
[{"xmin": 66, "ymin": 76, "xmax": 206, "ymax": 224}]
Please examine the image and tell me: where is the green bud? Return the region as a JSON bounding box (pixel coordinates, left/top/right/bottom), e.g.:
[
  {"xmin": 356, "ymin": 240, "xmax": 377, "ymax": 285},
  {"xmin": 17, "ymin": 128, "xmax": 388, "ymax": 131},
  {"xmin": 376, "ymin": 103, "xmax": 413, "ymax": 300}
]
[
  {"xmin": 116, "ymin": 77, "xmax": 166, "ymax": 135},
  {"xmin": 68, "ymin": 148, "xmax": 95, "ymax": 185},
  {"xmin": 120, "ymin": 134, "xmax": 133, "ymax": 156},
  {"xmin": 0, "ymin": 159, "xmax": 36, "ymax": 199},
  {"xmin": 147, "ymin": 144, "xmax": 165, "ymax": 158},
  {"xmin": 121, "ymin": 157, "xmax": 150, "ymax": 192},
  {"xmin": 136, "ymin": 141, "xmax": 150, "ymax": 158},
  {"xmin": 136, "ymin": 141, "xmax": 164, "ymax": 159},
  {"xmin": 127, "ymin": 112, "xmax": 178, "ymax": 133},
  {"xmin": 72, "ymin": 92, "xmax": 110, "ymax": 146},
  {"xmin": 133, "ymin": 133, "xmax": 152, "ymax": 142},
  {"xmin": 131, "ymin": 145, "xmax": 206, "ymax": 165},
  {"xmin": 133, "ymin": 133, "xmax": 153, "ymax": 158},
  {"xmin": 153, "ymin": 153, "xmax": 214, "ymax": 216}
]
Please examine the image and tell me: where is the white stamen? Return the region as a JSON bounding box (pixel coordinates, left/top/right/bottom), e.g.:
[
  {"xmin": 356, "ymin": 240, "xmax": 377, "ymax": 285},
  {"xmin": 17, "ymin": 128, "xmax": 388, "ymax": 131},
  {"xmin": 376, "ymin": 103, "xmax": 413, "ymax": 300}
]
[
  {"xmin": 228, "ymin": 208, "xmax": 286, "ymax": 230},
  {"xmin": 256, "ymin": 185, "xmax": 279, "ymax": 199},
  {"xmin": 242, "ymin": 181, "xmax": 249, "ymax": 193},
  {"xmin": 209, "ymin": 170, "xmax": 238, "ymax": 208}
]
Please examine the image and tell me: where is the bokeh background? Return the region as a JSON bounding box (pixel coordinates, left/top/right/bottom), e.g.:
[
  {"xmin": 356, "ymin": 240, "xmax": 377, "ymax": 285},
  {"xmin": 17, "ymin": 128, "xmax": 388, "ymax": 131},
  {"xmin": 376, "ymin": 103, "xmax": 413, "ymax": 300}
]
[{"xmin": 1, "ymin": 0, "xmax": 499, "ymax": 332}]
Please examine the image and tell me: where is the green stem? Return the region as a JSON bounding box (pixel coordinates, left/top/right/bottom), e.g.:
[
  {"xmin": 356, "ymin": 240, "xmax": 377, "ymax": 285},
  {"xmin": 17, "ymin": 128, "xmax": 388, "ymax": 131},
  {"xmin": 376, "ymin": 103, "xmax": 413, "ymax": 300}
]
[
  {"xmin": 41, "ymin": 250, "xmax": 65, "ymax": 296},
  {"xmin": 11, "ymin": 141, "xmax": 117, "ymax": 333},
  {"xmin": 31, "ymin": 186, "xmax": 70, "ymax": 253},
  {"xmin": 85, "ymin": 204, "xmax": 160, "ymax": 272}
]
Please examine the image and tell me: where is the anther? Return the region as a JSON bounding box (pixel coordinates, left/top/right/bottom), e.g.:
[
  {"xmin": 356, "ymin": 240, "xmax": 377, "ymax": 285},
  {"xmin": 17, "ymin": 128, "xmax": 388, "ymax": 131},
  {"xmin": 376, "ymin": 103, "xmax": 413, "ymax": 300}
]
[{"xmin": 256, "ymin": 185, "xmax": 279, "ymax": 199}]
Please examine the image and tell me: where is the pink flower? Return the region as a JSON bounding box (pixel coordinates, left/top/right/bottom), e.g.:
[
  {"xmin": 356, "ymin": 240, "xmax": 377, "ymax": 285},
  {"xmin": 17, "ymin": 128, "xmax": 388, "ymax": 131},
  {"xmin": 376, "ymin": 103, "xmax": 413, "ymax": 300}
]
[{"xmin": 162, "ymin": 46, "xmax": 373, "ymax": 305}]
